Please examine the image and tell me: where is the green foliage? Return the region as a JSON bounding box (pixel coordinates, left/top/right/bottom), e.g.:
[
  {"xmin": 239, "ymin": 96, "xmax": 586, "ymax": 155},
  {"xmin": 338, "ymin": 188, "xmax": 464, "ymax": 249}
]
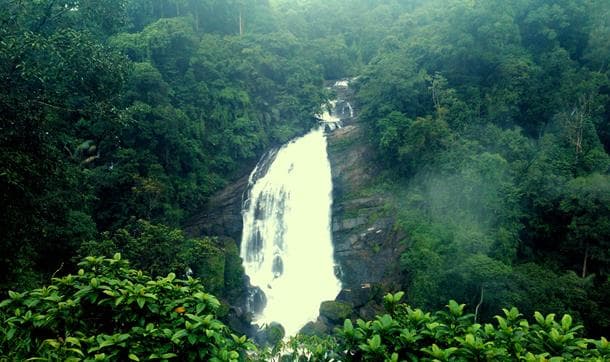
[
  {"xmin": 0, "ymin": 255, "xmax": 254, "ymax": 361},
  {"xmin": 0, "ymin": 0, "xmax": 129, "ymax": 290},
  {"xmin": 78, "ymin": 220, "xmax": 246, "ymax": 303},
  {"xmin": 339, "ymin": 0, "xmax": 610, "ymax": 338},
  {"xmin": 282, "ymin": 294, "xmax": 610, "ymax": 361},
  {"xmin": 0, "ymin": 0, "xmax": 329, "ymax": 292}
]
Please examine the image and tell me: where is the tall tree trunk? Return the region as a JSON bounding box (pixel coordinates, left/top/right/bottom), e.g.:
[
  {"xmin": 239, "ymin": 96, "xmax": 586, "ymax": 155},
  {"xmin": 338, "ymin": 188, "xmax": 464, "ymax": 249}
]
[
  {"xmin": 474, "ymin": 286, "xmax": 484, "ymax": 323},
  {"xmin": 582, "ymin": 245, "xmax": 589, "ymax": 278},
  {"xmin": 239, "ymin": 8, "xmax": 243, "ymax": 36},
  {"xmin": 194, "ymin": 8, "xmax": 199, "ymax": 32}
]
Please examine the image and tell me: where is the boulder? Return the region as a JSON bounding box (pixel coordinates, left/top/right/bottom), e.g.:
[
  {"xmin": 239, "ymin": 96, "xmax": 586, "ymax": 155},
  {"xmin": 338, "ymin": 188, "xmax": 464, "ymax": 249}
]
[
  {"xmin": 299, "ymin": 320, "xmax": 329, "ymax": 337},
  {"xmin": 319, "ymin": 300, "xmax": 353, "ymax": 324}
]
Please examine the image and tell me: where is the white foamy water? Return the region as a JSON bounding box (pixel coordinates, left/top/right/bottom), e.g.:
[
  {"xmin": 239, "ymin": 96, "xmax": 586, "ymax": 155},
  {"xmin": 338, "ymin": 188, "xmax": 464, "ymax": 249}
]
[
  {"xmin": 240, "ymin": 127, "xmax": 341, "ymax": 337},
  {"xmin": 317, "ymin": 101, "xmax": 343, "ymax": 131}
]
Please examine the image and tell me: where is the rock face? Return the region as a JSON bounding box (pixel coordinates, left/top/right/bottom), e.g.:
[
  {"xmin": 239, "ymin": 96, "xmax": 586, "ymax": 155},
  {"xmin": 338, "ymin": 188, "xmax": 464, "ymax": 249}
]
[
  {"xmin": 184, "ymin": 174, "xmax": 248, "ymax": 242},
  {"xmin": 326, "ymin": 100, "xmax": 405, "ymax": 320},
  {"xmin": 328, "ymin": 121, "xmax": 405, "ymax": 289}
]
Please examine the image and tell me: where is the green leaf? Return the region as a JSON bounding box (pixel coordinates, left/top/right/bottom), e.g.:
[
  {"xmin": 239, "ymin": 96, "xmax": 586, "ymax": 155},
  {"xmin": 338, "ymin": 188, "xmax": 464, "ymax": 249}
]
[
  {"xmin": 65, "ymin": 337, "xmax": 81, "ymax": 346},
  {"xmin": 128, "ymin": 353, "xmax": 140, "ymax": 361},
  {"xmin": 561, "ymin": 314, "xmax": 572, "ymax": 331},
  {"xmin": 43, "ymin": 339, "xmax": 61, "ymax": 349},
  {"xmin": 465, "ymin": 334, "xmax": 475, "ymax": 346},
  {"xmin": 171, "ymin": 329, "xmax": 188, "ymax": 343},
  {"xmin": 188, "ymin": 334, "xmax": 197, "ymax": 345},
  {"xmin": 6, "ymin": 328, "xmax": 16, "ymax": 340},
  {"xmin": 369, "ymin": 334, "xmax": 381, "ymax": 349},
  {"xmin": 344, "ymin": 318, "xmax": 354, "ymax": 333},
  {"xmin": 534, "ymin": 311, "xmax": 544, "ymax": 325},
  {"xmin": 98, "ymin": 339, "xmax": 115, "ymax": 348},
  {"xmin": 545, "ymin": 313, "xmax": 556, "ymax": 326},
  {"xmin": 66, "ymin": 348, "xmax": 85, "ymax": 357}
]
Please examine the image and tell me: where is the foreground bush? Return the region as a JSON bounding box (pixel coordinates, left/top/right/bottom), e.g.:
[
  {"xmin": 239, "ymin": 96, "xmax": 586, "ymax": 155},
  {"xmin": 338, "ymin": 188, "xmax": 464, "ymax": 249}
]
[
  {"xmin": 0, "ymin": 254, "xmax": 253, "ymax": 361},
  {"xmin": 2, "ymin": 260, "xmax": 609, "ymax": 361},
  {"xmin": 283, "ymin": 292, "xmax": 610, "ymax": 361}
]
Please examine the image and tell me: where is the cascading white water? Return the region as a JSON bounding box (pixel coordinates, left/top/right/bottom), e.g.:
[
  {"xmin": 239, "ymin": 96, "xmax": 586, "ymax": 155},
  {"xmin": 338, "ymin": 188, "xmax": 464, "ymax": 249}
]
[{"xmin": 240, "ymin": 126, "xmax": 341, "ymax": 337}]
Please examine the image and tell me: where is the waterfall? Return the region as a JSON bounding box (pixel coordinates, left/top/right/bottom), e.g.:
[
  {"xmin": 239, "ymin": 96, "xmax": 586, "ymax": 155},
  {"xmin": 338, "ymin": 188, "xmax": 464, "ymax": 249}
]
[{"xmin": 240, "ymin": 126, "xmax": 341, "ymax": 337}]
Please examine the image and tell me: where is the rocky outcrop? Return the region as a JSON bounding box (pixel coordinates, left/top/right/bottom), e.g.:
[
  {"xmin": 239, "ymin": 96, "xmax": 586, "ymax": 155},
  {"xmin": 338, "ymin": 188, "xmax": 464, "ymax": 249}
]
[
  {"xmin": 327, "ymin": 103, "xmax": 406, "ymax": 320},
  {"xmin": 184, "ymin": 174, "xmax": 248, "ymax": 242}
]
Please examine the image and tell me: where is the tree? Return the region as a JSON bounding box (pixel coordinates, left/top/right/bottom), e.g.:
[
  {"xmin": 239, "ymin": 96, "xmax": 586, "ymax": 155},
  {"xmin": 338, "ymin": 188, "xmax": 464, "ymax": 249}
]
[
  {"xmin": 0, "ymin": 0, "xmax": 129, "ymax": 290},
  {"xmin": 560, "ymin": 174, "xmax": 610, "ymax": 278}
]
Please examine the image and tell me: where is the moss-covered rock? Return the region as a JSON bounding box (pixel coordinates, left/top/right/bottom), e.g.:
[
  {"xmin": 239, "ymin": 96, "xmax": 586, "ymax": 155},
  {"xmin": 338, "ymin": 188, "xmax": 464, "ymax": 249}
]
[{"xmin": 319, "ymin": 300, "xmax": 353, "ymax": 323}]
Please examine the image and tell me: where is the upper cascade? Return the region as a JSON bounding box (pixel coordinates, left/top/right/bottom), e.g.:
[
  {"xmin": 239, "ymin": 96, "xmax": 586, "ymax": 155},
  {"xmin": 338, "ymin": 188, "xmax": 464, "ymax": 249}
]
[{"xmin": 316, "ymin": 79, "xmax": 355, "ymax": 131}]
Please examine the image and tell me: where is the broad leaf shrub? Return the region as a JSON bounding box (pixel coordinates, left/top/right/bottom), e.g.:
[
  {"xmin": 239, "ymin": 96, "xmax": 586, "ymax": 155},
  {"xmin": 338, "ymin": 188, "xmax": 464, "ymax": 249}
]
[
  {"xmin": 3, "ymin": 266, "xmax": 609, "ymax": 362},
  {"xmin": 283, "ymin": 292, "xmax": 610, "ymax": 361},
  {"xmin": 0, "ymin": 254, "xmax": 254, "ymax": 361}
]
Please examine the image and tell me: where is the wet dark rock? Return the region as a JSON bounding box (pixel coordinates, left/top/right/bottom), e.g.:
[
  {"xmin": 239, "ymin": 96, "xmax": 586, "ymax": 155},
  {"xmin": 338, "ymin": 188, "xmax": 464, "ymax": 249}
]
[
  {"xmin": 256, "ymin": 322, "xmax": 285, "ymax": 347},
  {"xmin": 246, "ymin": 286, "xmax": 267, "ymax": 315},
  {"xmin": 359, "ymin": 301, "xmax": 384, "ymax": 321},
  {"xmin": 272, "ymin": 255, "xmax": 283, "ymax": 277},
  {"xmin": 300, "ymin": 320, "xmax": 329, "ymax": 337},
  {"xmin": 183, "ymin": 149, "xmax": 280, "ymax": 243},
  {"xmin": 227, "ymin": 308, "xmax": 255, "ymax": 337},
  {"xmin": 336, "ymin": 284, "xmax": 382, "ymax": 309}
]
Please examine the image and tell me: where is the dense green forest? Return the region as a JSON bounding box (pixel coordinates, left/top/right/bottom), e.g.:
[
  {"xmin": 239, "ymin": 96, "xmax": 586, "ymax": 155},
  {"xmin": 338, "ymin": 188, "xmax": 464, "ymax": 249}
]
[
  {"xmin": 1, "ymin": 0, "xmax": 609, "ymax": 360},
  {"xmin": 0, "ymin": 0, "xmax": 328, "ymax": 294}
]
